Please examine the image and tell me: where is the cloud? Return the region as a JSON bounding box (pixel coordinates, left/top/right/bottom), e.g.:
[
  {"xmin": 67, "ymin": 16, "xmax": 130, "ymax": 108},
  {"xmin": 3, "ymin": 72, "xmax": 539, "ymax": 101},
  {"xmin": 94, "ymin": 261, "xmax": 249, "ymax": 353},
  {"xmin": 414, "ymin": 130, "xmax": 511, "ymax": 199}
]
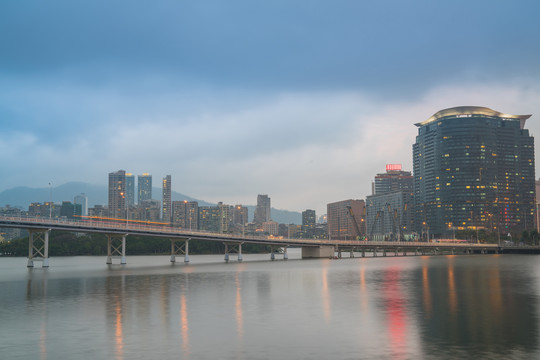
[{"xmin": 3, "ymin": 81, "xmax": 538, "ymax": 215}]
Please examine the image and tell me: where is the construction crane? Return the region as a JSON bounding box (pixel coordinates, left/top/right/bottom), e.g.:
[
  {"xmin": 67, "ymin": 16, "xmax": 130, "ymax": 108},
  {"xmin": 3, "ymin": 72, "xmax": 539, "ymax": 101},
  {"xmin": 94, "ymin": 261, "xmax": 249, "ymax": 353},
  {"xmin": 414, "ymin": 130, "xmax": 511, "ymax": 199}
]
[
  {"xmin": 346, "ymin": 206, "xmax": 362, "ymax": 240},
  {"xmin": 369, "ymin": 211, "xmax": 382, "ymax": 241}
]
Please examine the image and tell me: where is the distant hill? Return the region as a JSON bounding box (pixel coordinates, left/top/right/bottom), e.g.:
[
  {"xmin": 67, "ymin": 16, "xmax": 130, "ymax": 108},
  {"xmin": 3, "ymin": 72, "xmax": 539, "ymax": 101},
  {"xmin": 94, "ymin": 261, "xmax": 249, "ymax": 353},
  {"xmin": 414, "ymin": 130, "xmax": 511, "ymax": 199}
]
[
  {"xmin": 0, "ymin": 182, "xmax": 301, "ymax": 224},
  {"xmin": 0, "ymin": 181, "xmax": 212, "ymax": 208}
]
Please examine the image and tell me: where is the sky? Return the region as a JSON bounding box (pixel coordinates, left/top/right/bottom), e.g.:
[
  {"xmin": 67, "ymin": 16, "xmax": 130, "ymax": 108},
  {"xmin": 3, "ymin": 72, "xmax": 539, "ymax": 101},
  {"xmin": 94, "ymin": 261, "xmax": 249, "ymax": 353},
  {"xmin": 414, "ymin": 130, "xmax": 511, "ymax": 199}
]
[{"xmin": 1, "ymin": 0, "xmax": 540, "ymax": 215}]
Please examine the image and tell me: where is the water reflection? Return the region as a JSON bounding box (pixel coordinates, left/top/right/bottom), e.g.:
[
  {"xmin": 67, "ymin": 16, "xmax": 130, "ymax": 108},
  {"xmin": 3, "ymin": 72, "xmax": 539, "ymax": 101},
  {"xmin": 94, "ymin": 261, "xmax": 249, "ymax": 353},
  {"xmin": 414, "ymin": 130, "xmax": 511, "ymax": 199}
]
[
  {"xmin": 321, "ymin": 260, "xmax": 331, "ymax": 323},
  {"xmin": 180, "ymin": 290, "xmax": 189, "ymax": 357},
  {"xmin": 419, "ymin": 256, "xmax": 539, "ymax": 357},
  {"xmin": 421, "ymin": 257, "xmax": 432, "ymax": 319},
  {"xmin": 382, "ymin": 266, "xmax": 409, "ymax": 359},
  {"xmin": 3, "ymin": 254, "xmax": 540, "ymax": 359}
]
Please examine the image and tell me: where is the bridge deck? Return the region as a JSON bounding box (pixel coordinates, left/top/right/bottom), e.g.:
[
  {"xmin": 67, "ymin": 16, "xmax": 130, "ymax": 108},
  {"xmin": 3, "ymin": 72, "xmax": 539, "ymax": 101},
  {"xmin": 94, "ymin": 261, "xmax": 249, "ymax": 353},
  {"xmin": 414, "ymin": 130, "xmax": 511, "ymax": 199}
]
[{"xmin": 0, "ymin": 215, "xmax": 498, "ymax": 250}]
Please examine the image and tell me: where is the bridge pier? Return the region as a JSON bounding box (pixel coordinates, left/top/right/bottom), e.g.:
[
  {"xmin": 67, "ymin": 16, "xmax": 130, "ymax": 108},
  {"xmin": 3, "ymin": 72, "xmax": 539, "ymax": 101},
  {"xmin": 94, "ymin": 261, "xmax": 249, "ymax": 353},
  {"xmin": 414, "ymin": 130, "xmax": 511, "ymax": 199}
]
[
  {"xmin": 224, "ymin": 242, "xmax": 243, "ymax": 262},
  {"xmin": 27, "ymin": 229, "xmax": 50, "ymax": 268},
  {"xmin": 350, "ymin": 249, "xmax": 355, "ymax": 258},
  {"xmin": 270, "ymin": 246, "xmax": 288, "ymax": 260},
  {"xmin": 106, "ymin": 234, "xmax": 127, "ymax": 265},
  {"xmin": 170, "ymin": 238, "xmax": 190, "ymax": 263},
  {"xmin": 302, "ymin": 246, "xmax": 335, "ymax": 258},
  {"xmin": 361, "ymin": 249, "xmax": 365, "ymax": 257}
]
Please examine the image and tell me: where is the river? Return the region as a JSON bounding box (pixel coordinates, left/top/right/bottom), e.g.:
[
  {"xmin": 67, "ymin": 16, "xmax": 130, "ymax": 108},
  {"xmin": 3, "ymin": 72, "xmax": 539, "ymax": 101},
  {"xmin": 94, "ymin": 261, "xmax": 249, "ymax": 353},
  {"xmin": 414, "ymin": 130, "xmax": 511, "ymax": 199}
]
[{"xmin": 1, "ymin": 250, "xmax": 539, "ymax": 359}]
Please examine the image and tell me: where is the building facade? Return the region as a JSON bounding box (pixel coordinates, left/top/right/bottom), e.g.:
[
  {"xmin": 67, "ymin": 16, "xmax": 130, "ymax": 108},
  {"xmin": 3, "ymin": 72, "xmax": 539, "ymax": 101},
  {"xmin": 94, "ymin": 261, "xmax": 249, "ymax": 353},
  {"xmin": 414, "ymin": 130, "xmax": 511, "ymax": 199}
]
[
  {"xmin": 162, "ymin": 175, "xmax": 172, "ymax": 223},
  {"xmin": 374, "ymin": 164, "xmax": 413, "ymax": 195},
  {"xmin": 327, "ymin": 199, "xmax": 366, "ymax": 240},
  {"xmin": 254, "ymin": 194, "xmax": 271, "ymax": 225},
  {"xmin": 366, "ymin": 191, "xmax": 414, "ymax": 241},
  {"xmin": 172, "ymin": 200, "xmax": 199, "ymax": 229},
  {"xmin": 413, "ymin": 106, "xmax": 535, "ymax": 238},
  {"xmin": 74, "ymin": 193, "xmax": 88, "ymax": 216},
  {"xmin": 126, "ymin": 173, "xmax": 135, "ymax": 206},
  {"xmin": 138, "ymin": 173, "xmax": 152, "ymax": 204},
  {"xmin": 108, "ymin": 170, "xmax": 126, "ymax": 219},
  {"xmin": 302, "ymin": 209, "xmax": 316, "ymax": 228}
]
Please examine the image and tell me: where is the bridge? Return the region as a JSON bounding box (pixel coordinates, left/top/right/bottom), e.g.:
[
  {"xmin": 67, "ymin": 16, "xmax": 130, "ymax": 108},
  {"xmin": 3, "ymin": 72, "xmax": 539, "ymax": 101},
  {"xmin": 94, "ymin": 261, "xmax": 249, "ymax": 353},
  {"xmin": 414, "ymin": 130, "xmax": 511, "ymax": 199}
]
[{"xmin": 0, "ymin": 215, "xmax": 508, "ymax": 267}]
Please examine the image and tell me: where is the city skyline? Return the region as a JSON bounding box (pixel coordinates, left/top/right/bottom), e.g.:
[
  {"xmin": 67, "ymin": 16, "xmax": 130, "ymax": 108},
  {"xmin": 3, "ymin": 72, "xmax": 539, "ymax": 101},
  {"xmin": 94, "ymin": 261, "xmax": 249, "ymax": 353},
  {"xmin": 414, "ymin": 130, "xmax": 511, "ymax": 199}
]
[{"xmin": 1, "ymin": 1, "xmax": 540, "ymax": 216}]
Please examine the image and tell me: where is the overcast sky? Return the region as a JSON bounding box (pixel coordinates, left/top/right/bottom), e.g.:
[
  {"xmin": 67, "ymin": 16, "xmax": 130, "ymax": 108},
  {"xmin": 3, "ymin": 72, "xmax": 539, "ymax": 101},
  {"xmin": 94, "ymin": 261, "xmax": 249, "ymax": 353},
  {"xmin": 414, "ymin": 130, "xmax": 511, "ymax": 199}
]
[{"xmin": 1, "ymin": 0, "xmax": 540, "ymax": 215}]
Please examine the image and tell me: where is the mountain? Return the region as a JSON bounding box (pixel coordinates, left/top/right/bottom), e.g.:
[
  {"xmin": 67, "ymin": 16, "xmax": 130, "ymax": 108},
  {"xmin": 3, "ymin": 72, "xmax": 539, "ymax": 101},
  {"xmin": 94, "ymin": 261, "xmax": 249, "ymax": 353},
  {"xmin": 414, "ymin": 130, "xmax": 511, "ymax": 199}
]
[
  {"xmin": 0, "ymin": 182, "xmax": 301, "ymax": 224},
  {"xmin": 0, "ymin": 182, "xmax": 212, "ymax": 208}
]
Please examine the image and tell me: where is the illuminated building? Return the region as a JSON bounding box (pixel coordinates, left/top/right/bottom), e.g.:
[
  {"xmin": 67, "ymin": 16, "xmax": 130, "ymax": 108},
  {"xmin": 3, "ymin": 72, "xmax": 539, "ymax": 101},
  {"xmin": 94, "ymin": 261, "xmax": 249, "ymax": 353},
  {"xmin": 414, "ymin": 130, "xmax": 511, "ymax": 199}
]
[
  {"xmin": 198, "ymin": 206, "xmax": 221, "ymax": 232},
  {"xmin": 137, "ymin": 173, "xmax": 152, "ymax": 204},
  {"xmin": 108, "ymin": 170, "xmax": 126, "ymax": 219},
  {"xmin": 413, "ymin": 106, "xmax": 535, "ymax": 238},
  {"xmin": 172, "ymin": 201, "xmax": 199, "ymax": 229},
  {"xmin": 162, "ymin": 175, "xmax": 172, "ymax": 223},
  {"xmin": 373, "ymin": 164, "xmax": 413, "ymax": 195},
  {"xmin": 125, "ymin": 173, "xmax": 135, "ymax": 206},
  {"xmin": 367, "ymin": 165, "xmax": 414, "ymax": 241},
  {"xmin": 302, "ymin": 209, "xmax": 316, "ymax": 229},
  {"xmin": 536, "ymin": 179, "xmax": 540, "ymax": 231},
  {"xmin": 262, "ymin": 220, "xmax": 279, "ymax": 236},
  {"xmin": 254, "ymin": 194, "xmax": 271, "ymax": 225},
  {"xmin": 327, "ymin": 199, "xmax": 365, "ymax": 240}
]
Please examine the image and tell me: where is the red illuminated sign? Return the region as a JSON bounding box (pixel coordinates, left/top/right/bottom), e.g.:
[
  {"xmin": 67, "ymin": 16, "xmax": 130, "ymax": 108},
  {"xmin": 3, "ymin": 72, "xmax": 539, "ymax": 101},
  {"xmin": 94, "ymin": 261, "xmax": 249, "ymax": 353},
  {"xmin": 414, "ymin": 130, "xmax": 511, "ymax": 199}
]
[{"xmin": 386, "ymin": 164, "xmax": 402, "ymax": 171}]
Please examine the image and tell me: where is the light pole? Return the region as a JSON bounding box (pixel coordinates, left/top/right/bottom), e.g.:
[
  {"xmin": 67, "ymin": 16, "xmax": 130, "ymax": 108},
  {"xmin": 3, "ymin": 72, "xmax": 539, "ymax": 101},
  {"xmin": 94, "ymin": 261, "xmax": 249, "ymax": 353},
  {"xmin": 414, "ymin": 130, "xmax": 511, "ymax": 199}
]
[{"xmin": 49, "ymin": 182, "xmax": 52, "ymax": 219}]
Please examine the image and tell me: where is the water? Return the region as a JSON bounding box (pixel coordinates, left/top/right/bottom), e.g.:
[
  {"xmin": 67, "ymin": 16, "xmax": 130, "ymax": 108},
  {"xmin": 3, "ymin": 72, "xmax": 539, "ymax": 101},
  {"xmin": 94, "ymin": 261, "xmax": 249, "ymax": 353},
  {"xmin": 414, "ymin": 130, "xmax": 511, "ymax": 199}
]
[{"xmin": 1, "ymin": 250, "xmax": 540, "ymax": 359}]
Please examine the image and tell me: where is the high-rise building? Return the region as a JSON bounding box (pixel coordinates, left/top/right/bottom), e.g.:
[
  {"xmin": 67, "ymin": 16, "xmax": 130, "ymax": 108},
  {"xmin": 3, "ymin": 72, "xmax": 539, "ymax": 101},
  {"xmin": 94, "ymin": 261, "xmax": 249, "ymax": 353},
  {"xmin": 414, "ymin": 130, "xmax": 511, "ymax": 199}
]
[
  {"xmin": 126, "ymin": 173, "xmax": 135, "ymax": 206},
  {"xmin": 138, "ymin": 173, "xmax": 152, "ymax": 204},
  {"xmin": 302, "ymin": 209, "xmax": 316, "ymax": 228},
  {"xmin": 327, "ymin": 199, "xmax": 365, "ymax": 240},
  {"xmin": 254, "ymin": 194, "xmax": 271, "ymax": 225},
  {"xmin": 74, "ymin": 193, "xmax": 88, "ymax": 216},
  {"xmin": 367, "ymin": 166, "xmax": 415, "ymax": 241},
  {"xmin": 60, "ymin": 201, "xmax": 82, "ymax": 219},
  {"xmin": 413, "ymin": 106, "xmax": 535, "ymax": 238},
  {"xmin": 536, "ymin": 179, "xmax": 540, "ymax": 231},
  {"xmin": 198, "ymin": 206, "xmax": 221, "ymax": 232},
  {"xmin": 162, "ymin": 175, "xmax": 172, "ymax": 223},
  {"xmin": 373, "ymin": 164, "xmax": 413, "ymax": 195},
  {"xmin": 108, "ymin": 170, "xmax": 126, "ymax": 219},
  {"xmin": 366, "ymin": 191, "xmax": 414, "ymax": 241},
  {"xmin": 232, "ymin": 205, "xmax": 249, "ymax": 226},
  {"xmin": 172, "ymin": 200, "xmax": 199, "ymax": 229}
]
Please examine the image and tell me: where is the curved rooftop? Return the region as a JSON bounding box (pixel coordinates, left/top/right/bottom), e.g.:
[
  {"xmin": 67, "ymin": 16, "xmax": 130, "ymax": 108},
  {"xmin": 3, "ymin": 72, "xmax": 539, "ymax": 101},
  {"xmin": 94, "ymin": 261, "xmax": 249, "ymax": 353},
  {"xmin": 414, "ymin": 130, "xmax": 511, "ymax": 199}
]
[{"xmin": 415, "ymin": 106, "xmax": 532, "ymax": 128}]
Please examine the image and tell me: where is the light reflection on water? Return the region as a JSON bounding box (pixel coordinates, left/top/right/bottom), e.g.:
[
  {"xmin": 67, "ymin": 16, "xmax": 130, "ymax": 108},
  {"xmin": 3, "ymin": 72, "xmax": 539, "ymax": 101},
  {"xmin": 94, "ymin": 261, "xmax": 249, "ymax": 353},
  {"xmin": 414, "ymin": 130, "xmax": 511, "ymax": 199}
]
[{"xmin": 1, "ymin": 252, "xmax": 540, "ymax": 359}]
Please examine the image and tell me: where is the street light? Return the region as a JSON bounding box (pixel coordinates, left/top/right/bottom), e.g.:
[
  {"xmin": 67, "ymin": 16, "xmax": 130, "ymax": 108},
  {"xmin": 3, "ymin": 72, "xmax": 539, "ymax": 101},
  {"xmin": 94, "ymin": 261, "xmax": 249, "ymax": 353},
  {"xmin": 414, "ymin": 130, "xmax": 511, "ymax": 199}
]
[{"xmin": 48, "ymin": 182, "xmax": 52, "ymax": 219}]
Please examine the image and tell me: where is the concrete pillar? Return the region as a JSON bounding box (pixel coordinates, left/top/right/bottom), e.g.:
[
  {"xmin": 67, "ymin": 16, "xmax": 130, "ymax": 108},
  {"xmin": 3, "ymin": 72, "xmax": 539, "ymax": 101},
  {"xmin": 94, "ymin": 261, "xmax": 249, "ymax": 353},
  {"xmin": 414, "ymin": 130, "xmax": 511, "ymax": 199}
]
[
  {"xmin": 283, "ymin": 247, "xmax": 288, "ymax": 260},
  {"xmin": 106, "ymin": 234, "xmax": 112, "ymax": 264},
  {"xmin": 42, "ymin": 231, "xmax": 49, "ymax": 267},
  {"xmin": 170, "ymin": 239, "xmax": 176, "ymax": 263},
  {"xmin": 27, "ymin": 231, "xmax": 34, "ymax": 268},
  {"xmin": 121, "ymin": 235, "xmax": 126, "ymax": 265},
  {"xmin": 184, "ymin": 240, "xmax": 190, "ymax": 263},
  {"xmin": 238, "ymin": 243, "xmax": 243, "ymax": 262},
  {"xmin": 224, "ymin": 243, "xmax": 229, "ymax": 262}
]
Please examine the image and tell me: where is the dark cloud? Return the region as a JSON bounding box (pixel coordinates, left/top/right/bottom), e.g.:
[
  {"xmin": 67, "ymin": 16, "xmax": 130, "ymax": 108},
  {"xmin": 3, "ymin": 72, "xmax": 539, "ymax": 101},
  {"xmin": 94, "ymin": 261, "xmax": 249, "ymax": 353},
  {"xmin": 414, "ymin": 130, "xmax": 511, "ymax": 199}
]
[{"xmin": 2, "ymin": 1, "xmax": 539, "ymax": 93}]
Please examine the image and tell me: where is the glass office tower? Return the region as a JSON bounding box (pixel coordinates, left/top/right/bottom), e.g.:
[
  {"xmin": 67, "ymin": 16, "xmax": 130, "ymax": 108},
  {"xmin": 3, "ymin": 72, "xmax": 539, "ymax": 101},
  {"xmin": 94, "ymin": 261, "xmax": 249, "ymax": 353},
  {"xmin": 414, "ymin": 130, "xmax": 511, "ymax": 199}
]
[{"xmin": 413, "ymin": 106, "xmax": 535, "ymax": 238}]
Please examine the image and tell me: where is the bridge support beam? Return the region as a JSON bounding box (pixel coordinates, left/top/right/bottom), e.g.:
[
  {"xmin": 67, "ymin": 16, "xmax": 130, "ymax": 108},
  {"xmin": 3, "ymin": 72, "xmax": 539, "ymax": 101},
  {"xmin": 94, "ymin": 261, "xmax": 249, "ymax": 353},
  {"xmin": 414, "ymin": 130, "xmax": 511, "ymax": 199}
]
[
  {"xmin": 224, "ymin": 242, "xmax": 243, "ymax": 262},
  {"xmin": 302, "ymin": 246, "xmax": 335, "ymax": 259},
  {"xmin": 170, "ymin": 238, "xmax": 190, "ymax": 263},
  {"xmin": 27, "ymin": 229, "xmax": 50, "ymax": 268},
  {"xmin": 106, "ymin": 234, "xmax": 127, "ymax": 265}
]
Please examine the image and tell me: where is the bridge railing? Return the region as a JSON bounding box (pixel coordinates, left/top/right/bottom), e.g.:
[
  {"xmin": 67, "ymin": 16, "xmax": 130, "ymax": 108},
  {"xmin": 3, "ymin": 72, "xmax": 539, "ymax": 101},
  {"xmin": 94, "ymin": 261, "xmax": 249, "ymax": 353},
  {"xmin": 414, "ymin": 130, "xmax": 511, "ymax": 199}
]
[{"xmin": 0, "ymin": 215, "xmax": 500, "ymax": 247}]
